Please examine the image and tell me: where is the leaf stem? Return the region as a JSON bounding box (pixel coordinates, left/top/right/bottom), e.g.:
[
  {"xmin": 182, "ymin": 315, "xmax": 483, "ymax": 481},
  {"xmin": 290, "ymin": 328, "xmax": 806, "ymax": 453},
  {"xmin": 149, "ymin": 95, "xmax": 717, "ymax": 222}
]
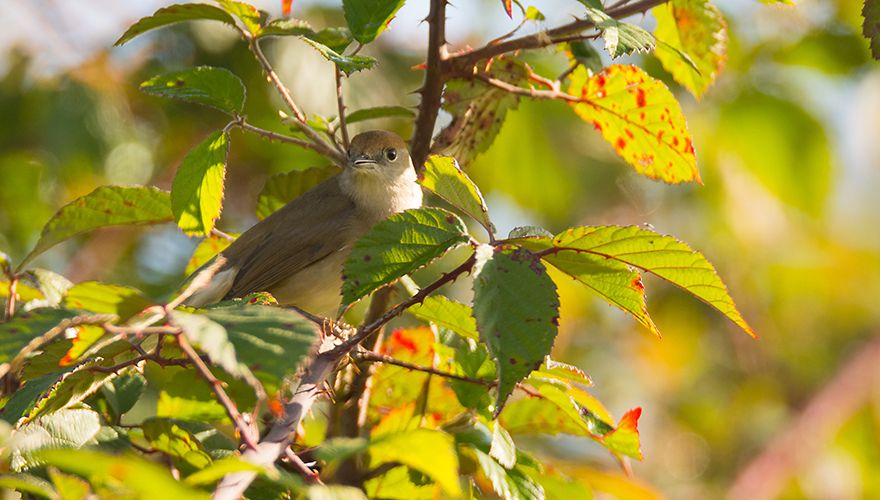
[{"xmin": 352, "ymin": 350, "xmax": 493, "ymax": 386}]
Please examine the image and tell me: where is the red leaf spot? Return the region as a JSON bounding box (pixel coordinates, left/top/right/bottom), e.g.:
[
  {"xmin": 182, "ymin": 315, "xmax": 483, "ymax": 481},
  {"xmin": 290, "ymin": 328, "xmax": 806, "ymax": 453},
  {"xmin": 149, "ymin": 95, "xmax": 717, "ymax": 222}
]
[
  {"xmin": 363, "ymin": 254, "xmax": 372, "ymax": 262},
  {"xmin": 657, "ymin": 130, "xmax": 665, "ymax": 142},
  {"xmin": 685, "ymin": 138, "xmax": 695, "ymax": 155},
  {"xmin": 596, "ymin": 74, "xmax": 606, "ymax": 87},
  {"xmin": 631, "ymin": 276, "xmax": 645, "ymax": 292},
  {"xmin": 636, "ymin": 88, "xmax": 646, "ymax": 107},
  {"xmin": 389, "ymin": 329, "xmax": 419, "ymax": 354},
  {"xmin": 639, "ymin": 112, "xmax": 646, "ymax": 121},
  {"xmin": 592, "ymin": 120, "xmax": 603, "ymax": 132},
  {"xmin": 673, "ymin": 137, "xmax": 680, "ymax": 147},
  {"xmin": 625, "ymin": 129, "xmax": 634, "ymax": 140},
  {"xmin": 509, "ymin": 357, "xmax": 518, "ymax": 365},
  {"xmin": 616, "ymin": 138, "xmax": 627, "ymax": 150},
  {"xmin": 109, "ymin": 463, "xmax": 128, "ymax": 480}
]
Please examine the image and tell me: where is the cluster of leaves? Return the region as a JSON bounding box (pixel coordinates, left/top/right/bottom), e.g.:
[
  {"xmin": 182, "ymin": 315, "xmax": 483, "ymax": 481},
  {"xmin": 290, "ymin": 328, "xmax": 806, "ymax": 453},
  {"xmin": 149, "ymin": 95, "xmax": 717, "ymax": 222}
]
[{"xmin": 0, "ymin": 0, "xmax": 826, "ymax": 498}]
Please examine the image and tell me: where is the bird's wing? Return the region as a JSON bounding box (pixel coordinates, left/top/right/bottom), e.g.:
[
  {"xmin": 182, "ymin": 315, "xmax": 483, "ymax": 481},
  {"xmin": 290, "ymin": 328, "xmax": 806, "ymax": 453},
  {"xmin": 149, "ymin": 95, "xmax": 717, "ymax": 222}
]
[{"xmin": 222, "ymin": 175, "xmax": 357, "ymax": 299}]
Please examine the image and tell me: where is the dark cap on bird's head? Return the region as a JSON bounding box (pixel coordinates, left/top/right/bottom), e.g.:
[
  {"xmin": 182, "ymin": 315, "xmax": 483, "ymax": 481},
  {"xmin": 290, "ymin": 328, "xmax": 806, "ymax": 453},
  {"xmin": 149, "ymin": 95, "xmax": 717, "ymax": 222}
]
[{"xmin": 348, "ymin": 130, "xmax": 410, "ymax": 172}]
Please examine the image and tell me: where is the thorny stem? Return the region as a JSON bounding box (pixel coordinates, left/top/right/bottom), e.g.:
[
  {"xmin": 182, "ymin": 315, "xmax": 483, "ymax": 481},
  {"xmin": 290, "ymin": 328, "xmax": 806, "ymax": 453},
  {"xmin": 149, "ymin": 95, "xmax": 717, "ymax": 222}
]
[
  {"xmin": 409, "ymin": 0, "xmax": 449, "ymax": 171},
  {"xmin": 335, "ymin": 67, "xmax": 350, "ymax": 149}
]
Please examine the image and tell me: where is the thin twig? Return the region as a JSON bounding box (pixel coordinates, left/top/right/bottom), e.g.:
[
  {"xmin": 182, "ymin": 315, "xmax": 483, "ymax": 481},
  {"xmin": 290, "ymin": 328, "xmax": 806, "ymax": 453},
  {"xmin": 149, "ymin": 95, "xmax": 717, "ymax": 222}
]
[
  {"xmin": 476, "ymin": 74, "xmax": 580, "ymax": 102},
  {"xmin": 334, "ymin": 67, "xmax": 350, "ymax": 149},
  {"xmin": 448, "ymin": 0, "xmax": 670, "ymax": 71},
  {"xmin": 284, "ymin": 447, "xmax": 323, "ymax": 484},
  {"xmin": 236, "ymin": 121, "xmax": 334, "ymax": 158},
  {"xmin": 177, "ymin": 333, "xmax": 258, "ymax": 450},
  {"xmin": 4, "ymin": 276, "xmax": 17, "ymax": 320},
  {"xmin": 167, "ymin": 256, "xmax": 227, "ymax": 310},
  {"xmin": 247, "ymin": 36, "xmax": 347, "ymax": 166},
  {"xmin": 352, "ymin": 350, "xmax": 493, "ymax": 386},
  {"xmin": 88, "ymin": 354, "xmax": 191, "ymax": 374},
  {"xmin": 409, "ymin": 0, "xmax": 449, "ymax": 171}
]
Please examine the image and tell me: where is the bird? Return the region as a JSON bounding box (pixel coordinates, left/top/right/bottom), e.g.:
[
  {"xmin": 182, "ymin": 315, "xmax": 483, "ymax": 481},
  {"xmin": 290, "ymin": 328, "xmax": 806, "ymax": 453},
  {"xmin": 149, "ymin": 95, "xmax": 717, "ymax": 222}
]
[{"xmin": 184, "ymin": 130, "xmax": 423, "ymax": 315}]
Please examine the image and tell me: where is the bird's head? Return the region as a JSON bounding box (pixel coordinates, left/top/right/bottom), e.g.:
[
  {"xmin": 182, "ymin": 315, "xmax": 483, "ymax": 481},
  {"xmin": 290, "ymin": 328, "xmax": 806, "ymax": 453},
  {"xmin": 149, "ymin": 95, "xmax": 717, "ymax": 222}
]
[{"xmin": 347, "ymin": 130, "xmax": 413, "ymax": 180}]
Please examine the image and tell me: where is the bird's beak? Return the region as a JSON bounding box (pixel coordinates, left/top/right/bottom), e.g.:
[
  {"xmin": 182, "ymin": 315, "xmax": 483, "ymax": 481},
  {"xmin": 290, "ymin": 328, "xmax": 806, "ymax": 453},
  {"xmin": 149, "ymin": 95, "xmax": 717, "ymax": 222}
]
[{"xmin": 351, "ymin": 153, "xmax": 378, "ymax": 170}]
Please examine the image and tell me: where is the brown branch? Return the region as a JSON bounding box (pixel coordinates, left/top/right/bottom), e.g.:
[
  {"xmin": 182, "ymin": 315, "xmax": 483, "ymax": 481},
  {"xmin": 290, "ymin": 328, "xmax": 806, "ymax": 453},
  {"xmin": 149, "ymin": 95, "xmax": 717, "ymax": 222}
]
[
  {"xmin": 236, "ymin": 121, "xmax": 340, "ymax": 161},
  {"xmin": 4, "ymin": 276, "xmax": 18, "ymax": 321},
  {"xmin": 409, "ymin": 0, "xmax": 449, "ymax": 171},
  {"xmin": 352, "ymin": 350, "xmax": 493, "ymax": 386},
  {"xmin": 88, "ymin": 353, "xmax": 191, "ymax": 374},
  {"xmin": 335, "ymin": 68, "xmax": 350, "ymax": 150},
  {"xmin": 247, "ymin": 36, "xmax": 347, "ymax": 166},
  {"xmin": 177, "ymin": 333, "xmax": 258, "ymax": 450},
  {"xmin": 448, "ymin": 0, "xmax": 670, "ymax": 71},
  {"xmin": 284, "ymin": 447, "xmax": 323, "ymax": 484}
]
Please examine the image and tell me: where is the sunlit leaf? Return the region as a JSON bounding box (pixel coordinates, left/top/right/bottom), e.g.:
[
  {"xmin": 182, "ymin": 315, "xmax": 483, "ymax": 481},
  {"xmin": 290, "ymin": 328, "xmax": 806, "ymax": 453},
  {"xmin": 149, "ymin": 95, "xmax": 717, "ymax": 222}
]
[
  {"xmin": 434, "ymin": 58, "xmax": 528, "ymax": 165},
  {"xmin": 19, "ymin": 186, "xmax": 172, "ymax": 269},
  {"xmin": 489, "ymin": 421, "xmax": 516, "ymax": 469},
  {"xmin": 183, "ymin": 457, "xmax": 266, "ymax": 486},
  {"xmin": 472, "ymin": 447, "xmax": 543, "ymax": 500},
  {"xmin": 308, "ymin": 485, "xmax": 368, "ymax": 500},
  {"xmin": 654, "ymin": 0, "xmax": 727, "ymax": 98},
  {"xmin": 584, "ymin": 6, "xmax": 655, "ymax": 58},
  {"xmin": 185, "ymin": 233, "xmax": 237, "ymax": 275},
  {"xmin": 552, "ymin": 225, "xmax": 755, "ymax": 337},
  {"xmin": 100, "ymin": 371, "xmax": 146, "ymax": 419},
  {"xmin": 0, "ymin": 308, "xmax": 89, "ymax": 376},
  {"xmin": 341, "ymin": 207, "xmax": 469, "ymax": 308},
  {"xmin": 142, "ymin": 417, "xmax": 213, "ymax": 474},
  {"xmin": 9, "ymin": 409, "xmax": 102, "ymax": 471},
  {"xmin": 63, "ymin": 281, "xmax": 152, "ymax": 319},
  {"xmin": 171, "ymin": 131, "xmax": 229, "ymax": 237},
  {"xmin": 601, "ymin": 407, "xmax": 642, "ymax": 460},
  {"xmin": 864, "ymin": 0, "xmax": 880, "ymax": 59},
  {"xmin": 255, "ymin": 166, "xmax": 337, "ymax": 220},
  {"xmin": 258, "ymin": 18, "xmax": 313, "ymax": 38},
  {"xmin": 36, "ymin": 448, "xmax": 208, "ymax": 499},
  {"xmin": 140, "ymin": 66, "xmax": 246, "ymax": 115},
  {"xmin": 302, "ymin": 38, "xmax": 377, "ymax": 75},
  {"xmin": 408, "ymin": 295, "xmax": 479, "ymax": 341},
  {"xmin": 48, "ymin": 467, "xmax": 92, "ymax": 499},
  {"xmin": 420, "ymin": 156, "xmax": 493, "ymax": 234},
  {"xmin": 473, "ymin": 247, "xmax": 559, "ymax": 416},
  {"xmin": 525, "ymin": 6, "xmax": 546, "ymax": 21},
  {"xmin": 0, "ymin": 474, "xmax": 55, "ymax": 497},
  {"xmin": 346, "ymin": 105, "xmax": 415, "ymax": 124},
  {"xmin": 0, "ymin": 280, "xmax": 43, "ymax": 303},
  {"xmin": 369, "ymin": 429, "xmax": 462, "ymax": 497},
  {"xmin": 154, "ymin": 368, "xmax": 228, "ymax": 422},
  {"xmin": 567, "ymin": 65, "xmax": 700, "ymax": 184},
  {"xmin": 216, "ymin": 0, "xmax": 266, "ymax": 34},
  {"xmin": 342, "ymin": 0, "xmax": 406, "ymax": 44},
  {"xmin": 114, "ymin": 3, "xmax": 236, "ymax": 46}
]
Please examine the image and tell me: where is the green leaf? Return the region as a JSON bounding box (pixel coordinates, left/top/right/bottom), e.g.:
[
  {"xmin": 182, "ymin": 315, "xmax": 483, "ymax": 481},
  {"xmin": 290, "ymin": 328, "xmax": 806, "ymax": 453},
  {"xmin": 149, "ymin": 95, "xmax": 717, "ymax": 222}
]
[
  {"xmin": 48, "ymin": 467, "xmax": 92, "ymax": 499},
  {"xmin": 183, "ymin": 456, "xmax": 265, "ymax": 486},
  {"xmin": 420, "ymin": 156, "xmax": 493, "ymax": 235},
  {"xmin": 473, "ymin": 448, "xmax": 543, "ymax": 500},
  {"xmin": 9, "ymin": 409, "xmax": 102, "ymax": 471},
  {"xmin": 346, "ymin": 105, "xmax": 415, "ymax": 124},
  {"xmin": 552, "ymin": 226, "xmax": 755, "ymax": 337},
  {"xmin": 369, "ymin": 429, "xmax": 462, "ymax": 497},
  {"xmin": 1, "ymin": 280, "xmax": 43, "ymax": 302},
  {"xmin": 215, "ymin": 0, "xmax": 266, "ymax": 34},
  {"xmin": 154, "ymin": 368, "xmax": 227, "ymax": 422},
  {"xmin": 583, "ymin": 7, "xmax": 655, "ymax": 58},
  {"xmin": 171, "ymin": 131, "xmax": 229, "ymax": 237},
  {"xmin": 114, "ymin": 3, "xmax": 236, "ymax": 46},
  {"xmin": 308, "ymin": 485, "xmax": 368, "ymax": 500},
  {"xmin": 654, "ymin": 0, "xmax": 727, "ymax": 99},
  {"xmin": 489, "ymin": 421, "xmax": 516, "ymax": 469},
  {"xmin": 525, "ymin": 6, "xmax": 546, "ymax": 21},
  {"xmin": 19, "ymin": 186, "xmax": 172, "ymax": 270},
  {"xmin": 534, "ymin": 358, "xmax": 593, "ymax": 386},
  {"xmin": 171, "ymin": 311, "xmax": 239, "ymax": 376},
  {"xmin": 0, "ymin": 474, "xmax": 55, "ymax": 497},
  {"xmin": 314, "ymin": 437, "xmax": 370, "ymax": 464},
  {"xmin": 567, "ymin": 64, "xmax": 700, "ymax": 184},
  {"xmin": 305, "ymin": 28, "xmax": 355, "ymax": 53},
  {"xmin": 142, "ymin": 417, "xmax": 213, "ymax": 473},
  {"xmin": 100, "ymin": 371, "xmax": 146, "ymax": 419},
  {"xmin": 341, "ymin": 207, "xmax": 469, "ymax": 307},
  {"xmin": 28, "ymin": 269, "xmax": 73, "ymax": 307},
  {"xmin": 301, "ymin": 38, "xmax": 377, "ymax": 75},
  {"xmin": 258, "ymin": 18, "xmax": 314, "ymax": 38},
  {"xmin": 507, "ymin": 226, "xmax": 552, "ymax": 239},
  {"xmin": 408, "ymin": 295, "xmax": 479, "ymax": 341},
  {"xmin": 569, "ymin": 40, "xmax": 603, "ymax": 74},
  {"xmin": 202, "ymin": 304, "xmax": 319, "ymax": 391},
  {"xmin": 0, "ymin": 308, "xmax": 76, "ymax": 367},
  {"xmin": 63, "ymin": 281, "xmax": 152, "ymax": 319},
  {"xmin": 256, "ymin": 166, "xmax": 337, "ymax": 220},
  {"xmin": 342, "ymin": 0, "xmax": 406, "ymax": 44},
  {"xmin": 185, "ymin": 233, "xmax": 237, "ymax": 275},
  {"xmin": 519, "ymin": 235, "xmax": 660, "ymax": 337},
  {"xmin": 864, "ymin": 0, "xmax": 880, "ymax": 59},
  {"xmin": 140, "ymin": 66, "xmax": 246, "ymax": 115},
  {"xmin": 601, "ymin": 407, "xmax": 643, "ymax": 460},
  {"xmin": 36, "ymin": 449, "xmax": 208, "ymax": 499},
  {"xmin": 472, "ymin": 247, "xmax": 559, "ymax": 416},
  {"xmin": 434, "ymin": 58, "xmax": 528, "ymax": 166}
]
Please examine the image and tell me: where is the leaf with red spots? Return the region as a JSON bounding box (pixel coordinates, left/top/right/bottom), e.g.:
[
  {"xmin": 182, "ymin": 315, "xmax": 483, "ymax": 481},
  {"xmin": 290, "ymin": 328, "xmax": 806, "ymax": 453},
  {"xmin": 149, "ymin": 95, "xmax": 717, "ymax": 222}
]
[
  {"xmin": 515, "ymin": 235, "xmax": 660, "ymax": 337},
  {"xmin": 18, "ymin": 186, "xmax": 173, "ymax": 271},
  {"xmin": 567, "ymin": 64, "xmax": 701, "ymax": 184},
  {"xmin": 171, "ymin": 131, "xmax": 229, "ymax": 237},
  {"xmin": 552, "ymin": 226, "xmax": 756, "ymax": 338},
  {"xmin": 434, "ymin": 57, "xmax": 529, "ymax": 166},
  {"xmin": 473, "ymin": 246, "xmax": 560, "ymax": 417},
  {"xmin": 341, "ymin": 208, "xmax": 469, "ymax": 309},
  {"xmin": 654, "ymin": 0, "xmax": 728, "ymax": 99}
]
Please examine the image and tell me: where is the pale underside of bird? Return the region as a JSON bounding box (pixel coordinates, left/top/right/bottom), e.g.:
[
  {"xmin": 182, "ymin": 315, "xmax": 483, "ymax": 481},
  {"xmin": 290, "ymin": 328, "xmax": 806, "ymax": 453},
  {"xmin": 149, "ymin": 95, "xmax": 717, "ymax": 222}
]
[{"xmin": 184, "ymin": 130, "xmax": 423, "ymax": 316}]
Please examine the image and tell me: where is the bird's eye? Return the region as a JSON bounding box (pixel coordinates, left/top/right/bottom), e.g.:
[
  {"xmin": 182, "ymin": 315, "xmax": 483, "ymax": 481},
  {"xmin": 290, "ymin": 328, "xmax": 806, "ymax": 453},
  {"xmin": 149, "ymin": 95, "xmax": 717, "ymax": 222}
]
[{"xmin": 385, "ymin": 148, "xmax": 398, "ymax": 161}]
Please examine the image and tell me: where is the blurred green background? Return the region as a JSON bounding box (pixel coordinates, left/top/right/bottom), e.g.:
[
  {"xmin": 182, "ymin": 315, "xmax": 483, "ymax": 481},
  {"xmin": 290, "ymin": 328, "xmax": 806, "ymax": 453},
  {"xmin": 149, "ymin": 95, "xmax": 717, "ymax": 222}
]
[{"xmin": 2, "ymin": 0, "xmax": 879, "ymax": 498}]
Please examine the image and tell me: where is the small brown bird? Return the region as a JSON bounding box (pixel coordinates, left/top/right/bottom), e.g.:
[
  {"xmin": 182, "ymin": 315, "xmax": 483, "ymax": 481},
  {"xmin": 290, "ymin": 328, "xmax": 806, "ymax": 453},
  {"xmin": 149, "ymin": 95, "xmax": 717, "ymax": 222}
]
[{"xmin": 185, "ymin": 130, "xmax": 423, "ymax": 314}]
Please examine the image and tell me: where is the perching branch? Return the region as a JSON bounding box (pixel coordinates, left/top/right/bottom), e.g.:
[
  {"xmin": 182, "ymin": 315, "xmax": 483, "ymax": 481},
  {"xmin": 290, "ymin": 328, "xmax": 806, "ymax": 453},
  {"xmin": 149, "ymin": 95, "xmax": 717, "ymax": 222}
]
[{"xmin": 335, "ymin": 67, "xmax": 350, "ymax": 149}]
